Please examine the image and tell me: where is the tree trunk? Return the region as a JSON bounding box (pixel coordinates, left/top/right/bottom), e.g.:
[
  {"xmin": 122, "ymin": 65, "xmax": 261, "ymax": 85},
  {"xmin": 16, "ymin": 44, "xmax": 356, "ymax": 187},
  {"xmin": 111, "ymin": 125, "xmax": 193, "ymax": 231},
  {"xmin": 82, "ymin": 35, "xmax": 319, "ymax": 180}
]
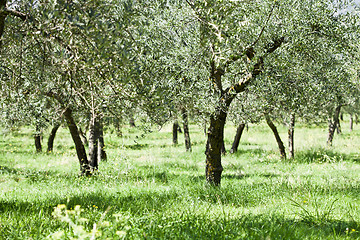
[
  {"xmin": 63, "ymin": 108, "xmax": 91, "ymax": 176},
  {"xmin": 47, "ymin": 123, "xmax": 60, "ymax": 153},
  {"xmin": 336, "ymin": 118, "xmax": 342, "ymax": 134},
  {"xmin": 203, "ymin": 120, "xmax": 207, "ymax": 136},
  {"xmin": 221, "ymin": 141, "xmax": 226, "ymax": 155},
  {"xmin": 230, "ymin": 123, "xmax": 245, "ymax": 154},
  {"xmin": 350, "ymin": 114, "xmax": 353, "ymax": 132},
  {"xmin": 0, "ymin": 1, "xmax": 7, "ymax": 49},
  {"xmin": 206, "ymin": 110, "xmax": 227, "ymax": 185},
  {"xmin": 288, "ymin": 113, "xmax": 295, "ymax": 159},
  {"xmin": 181, "ymin": 108, "xmax": 192, "ymax": 152},
  {"xmin": 265, "ymin": 115, "xmax": 286, "ymax": 159},
  {"xmin": 79, "ymin": 127, "xmax": 88, "ymax": 146},
  {"xmin": 88, "ymin": 115, "xmax": 100, "ymax": 171},
  {"xmin": 34, "ymin": 125, "xmax": 42, "ymax": 153},
  {"xmin": 172, "ymin": 121, "xmax": 179, "ymax": 145},
  {"xmin": 204, "ymin": 37, "xmax": 284, "ymax": 186},
  {"xmin": 114, "ymin": 117, "xmax": 123, "ymax": 137},
  {"xmin": 98, "ymin": 121, "xmax": 107, "ymax": 161},
  {"xmin": 327, "ymin": 105, "xmax": 341, "ymax": 146}
]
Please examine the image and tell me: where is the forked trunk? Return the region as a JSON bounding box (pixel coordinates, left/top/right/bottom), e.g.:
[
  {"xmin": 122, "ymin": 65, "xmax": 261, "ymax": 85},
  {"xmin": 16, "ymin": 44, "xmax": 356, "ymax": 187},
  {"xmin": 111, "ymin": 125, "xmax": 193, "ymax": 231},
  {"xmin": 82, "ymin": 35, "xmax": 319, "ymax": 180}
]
[
  {"xmin": 327, "ymin": 105, "xmax": 341, "ymax": 146},
  {"xmin": 63, "ymin": 108, "xmax": 91, "ymax": 176},
  {"xmin": 47, "ymin": 123, "xmax": 60, "ymax": 153},
  {"xmin": 88, "ymin": 115, "xmax": 100, "ymax": 171},
  {"xmin": 265, "ymin": 115, "xmax": 286, "ymax": 159},
  {"xmin": 98, "ymin": 121, "xmax": 107, "ymax": 161},
  {"xmin": 205, "ymin": 110, "xmax": 227, "ymax": 186},
  {"xmin": 230, "ymin": 123, "xmax": 245, "ymax": 154},
  {"xmin": 288, "ymin": 113, "xmax": 295, "ymax": 159},
  {"xmin": 181, "ymin": 108, "xmax": 192, "ymax": 152},
  {"xmin": 34, "ymin": 125, "xmax": 42, "ymax": 153},
  {"xmin": 172, "ymin": 121, "xmax": 179, "ymax": 145}
]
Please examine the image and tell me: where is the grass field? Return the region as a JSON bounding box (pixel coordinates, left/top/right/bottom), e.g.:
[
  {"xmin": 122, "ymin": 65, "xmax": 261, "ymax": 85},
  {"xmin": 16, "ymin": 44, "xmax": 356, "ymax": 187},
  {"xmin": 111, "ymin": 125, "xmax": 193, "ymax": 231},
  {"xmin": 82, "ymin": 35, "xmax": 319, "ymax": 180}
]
[{"xmin": 1, "ymin": 120, "xmax": 360, "ymax": 239}]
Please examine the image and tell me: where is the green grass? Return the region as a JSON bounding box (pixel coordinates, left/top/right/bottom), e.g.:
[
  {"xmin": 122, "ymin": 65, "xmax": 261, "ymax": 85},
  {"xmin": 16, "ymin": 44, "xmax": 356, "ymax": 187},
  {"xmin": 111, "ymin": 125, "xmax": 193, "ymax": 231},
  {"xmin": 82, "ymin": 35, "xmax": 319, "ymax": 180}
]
[{"xmin": 1, "ymin": 120, "xmax": 360, "ymax": 239}]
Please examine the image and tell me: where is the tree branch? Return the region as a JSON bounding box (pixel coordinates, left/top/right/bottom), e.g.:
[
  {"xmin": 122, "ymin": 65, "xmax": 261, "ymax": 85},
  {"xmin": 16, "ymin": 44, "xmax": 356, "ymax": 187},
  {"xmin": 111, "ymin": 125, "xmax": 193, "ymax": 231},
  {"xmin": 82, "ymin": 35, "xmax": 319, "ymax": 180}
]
[
  {"xmin": 0, "ymin": 8, "xmax": 27, "ymax": 21},
  {"xmin": 250, "ymin": 2, "xmax": 277, "ymax": 48},
  {"xmin": 225, "ymin": 36, "xmax": 285, "ymax": 98}
]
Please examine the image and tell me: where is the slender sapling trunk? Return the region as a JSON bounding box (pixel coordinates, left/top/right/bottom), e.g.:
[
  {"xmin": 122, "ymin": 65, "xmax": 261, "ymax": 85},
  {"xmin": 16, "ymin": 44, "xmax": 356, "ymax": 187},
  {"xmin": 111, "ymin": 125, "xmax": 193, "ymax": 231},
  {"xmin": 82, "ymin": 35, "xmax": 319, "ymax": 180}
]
[
  {"xmin": 265, "ymin": 115, "xmax": 286, "ymax": 159},
  {"xmin": 181, "ymin": 108, "xmax": 192, "ymax": 152},
  {"xmin": 288, "ymin": 113, "xmax": 295, "ymax": 159},
  {"xmin": 230, "ymin": 123, "xmax": 245, "ymax": 154},
  {"xmin": 64, "ymin": 108, "xmax": 91, "ymax": 176},
  {"xmin": 47, "ymin": 123, "xmax": 60, "ymax": 153}
]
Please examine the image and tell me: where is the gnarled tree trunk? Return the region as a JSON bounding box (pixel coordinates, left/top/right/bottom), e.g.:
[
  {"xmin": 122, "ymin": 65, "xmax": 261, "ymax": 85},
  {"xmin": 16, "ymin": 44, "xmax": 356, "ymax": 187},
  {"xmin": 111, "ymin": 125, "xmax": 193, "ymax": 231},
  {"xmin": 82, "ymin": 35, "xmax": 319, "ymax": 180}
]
[
  {"xmin": 265, "ymin": 115, "xmax": 286, "ymax": 159},
  {"xmin": 98, "ymin": 120, "xmax": 107, "ymax": 161},
  {"xmin": 230, "ymin": 123, "xmax": 246, "ymax": 154},
  {"xmin": 181, "ymin": 108, "xmax": 192, "ymax": 152},
  {"xmin": 63, "ymin": 108, "xmax": 91, "ymax": 176},
  {"xmin": 34, "ymin": 125, "xmax": 42, "ymax": 153},
  {"xmin": 172, "ymin": 120, "xmax": 179, "ymax": 145},
  {"xmin": 288, "ymin": 113, "xmax": 295, "ymax": 159},
  {"xmin": 88, "ymin": 115, "xmax": 100, "ymax": 171},
  {"xmin": 327, "ymin": 105, "xmax": 341, "ymax": 146},
  {"xmin": 204, "ymin": 37, "xmax": 284, "ymax": 186},
  {"xmin": 206, "ymin": 110, "xmax": 227, "ymax": 185},
  {"xmin": 47, "ymin": 123, "xmax": 60, "ymax": 153}
]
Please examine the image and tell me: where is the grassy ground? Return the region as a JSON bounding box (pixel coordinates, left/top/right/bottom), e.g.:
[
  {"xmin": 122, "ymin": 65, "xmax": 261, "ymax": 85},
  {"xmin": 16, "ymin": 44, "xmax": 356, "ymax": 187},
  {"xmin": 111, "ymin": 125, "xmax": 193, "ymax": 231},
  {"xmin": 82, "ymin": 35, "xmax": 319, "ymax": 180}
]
[{"xmin": 1, "ymin": 120, "xmax": 360, "ymax": 239}]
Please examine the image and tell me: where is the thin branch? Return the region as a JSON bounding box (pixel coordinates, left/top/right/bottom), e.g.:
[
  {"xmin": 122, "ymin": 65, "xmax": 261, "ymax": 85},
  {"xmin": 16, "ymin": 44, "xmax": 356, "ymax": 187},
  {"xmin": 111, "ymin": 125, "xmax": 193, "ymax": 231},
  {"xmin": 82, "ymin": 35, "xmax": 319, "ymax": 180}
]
[{"xmin": 250, "ymin": 2, "xmax": 277, "ymax": 48}]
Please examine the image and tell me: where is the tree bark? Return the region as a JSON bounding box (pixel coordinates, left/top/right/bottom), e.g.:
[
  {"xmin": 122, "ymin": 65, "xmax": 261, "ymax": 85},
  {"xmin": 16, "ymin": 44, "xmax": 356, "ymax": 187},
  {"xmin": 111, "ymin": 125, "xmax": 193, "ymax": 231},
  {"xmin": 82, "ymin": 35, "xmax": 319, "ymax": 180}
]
[
  {"xmin": 327, "ymin": 105, "xmax": 341, "ymax": 146},
  {"xmin": 0, "ymin": 0, "xmax": 6, "ymax": 49},
  {"xmin": 172, "ymin": 120, "xmax": 179, "ymax": 145},
  {"xmin": 336, "ymin": 118, "xmax": 342, "ymax": 134},
  {"xmin": 230, "ymin": 123, "xmax": 246, "ymax": 154},
  {"xmin": 88, "ymin": 115, "xmax": 100, "ymax": 171},
  {"xmin": 288, "ymin": 113, "xmax": 295, "ymax": 159},
  {"xmin": 63, "ymin": 108, "xmax": 91, "ymax": 176},
  {"xmin": 206, "ymin": 110, "xmax": 227, "ymax": 185},
  {"xmin": 265, "ymin": 115, "xmax": 286, "ymax": 159},
  {"xmin": 350, "ymin": 114, "xmax": 353, "ymax": 132},
  {"xmin": 98, "ymin": 121, "xmax": 107, "ymax": 161},
  {"xmin": 79, "ymin": 127, "xmax": 88, "ymax": 146},
  {"xmin": 181, "ymin": 108, "xmax": 192, "ymax": 152},
  {"xmin": 221, "ymin": 141, "xmax": 226, "ymax": 155},
  {"xmin": 34, "ymin": 125, "xmax": 42, "ymax": 153},
  {"xmin": 47, "ymin": 123, "xmax": 60, "ymax": 153}
]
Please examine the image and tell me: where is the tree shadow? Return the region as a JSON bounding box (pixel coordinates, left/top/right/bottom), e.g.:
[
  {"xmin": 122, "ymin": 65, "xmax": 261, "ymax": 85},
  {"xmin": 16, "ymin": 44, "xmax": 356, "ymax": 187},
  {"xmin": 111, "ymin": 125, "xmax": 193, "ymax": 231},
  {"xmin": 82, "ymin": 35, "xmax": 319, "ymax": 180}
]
[
  {"xmin": 294, "ymin": 148, "xmax": 360, "ymax": 163},
  {"xmin": 123, "ymin": 143, "xmax": 149, "ymax": 150}
]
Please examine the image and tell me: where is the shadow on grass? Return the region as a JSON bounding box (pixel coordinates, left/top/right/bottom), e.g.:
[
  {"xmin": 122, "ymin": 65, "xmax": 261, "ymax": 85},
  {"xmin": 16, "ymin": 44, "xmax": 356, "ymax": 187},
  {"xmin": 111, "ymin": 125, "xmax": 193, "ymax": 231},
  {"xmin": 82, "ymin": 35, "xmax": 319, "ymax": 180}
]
[
  {"xmin": 0, "ymin": 165, "xmax": 76, "ymax": 182},
  {"xmin": 222, "ymin": 172, "xmax": 281, "ymax": 180},
  {"xmin": 135, "ymin": 213, "xmax": 360, "ymax": 239},
  {"xmin": 1, "ymin": 190, "xmax": 359, "ymax": 240},
  {"xmin": 230, "ymin": 148, "xmax": 269, "ymax": 157},
  {"xmin": 123, "ymin": 143, "xmax": 149, "ymax": 150},
  {"xmin": 294, "ymin": 148, "xmax": 360, "ymax": 163}
]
